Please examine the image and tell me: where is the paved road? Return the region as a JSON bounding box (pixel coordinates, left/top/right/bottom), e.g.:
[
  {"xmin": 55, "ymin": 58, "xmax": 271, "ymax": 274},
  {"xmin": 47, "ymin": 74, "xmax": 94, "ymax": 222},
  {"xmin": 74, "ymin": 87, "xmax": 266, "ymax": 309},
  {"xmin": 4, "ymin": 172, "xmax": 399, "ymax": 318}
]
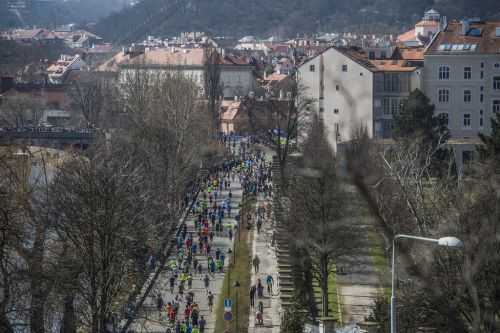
[
  {"xmin": 336, "ymin": 185, "xmax": 387, "ymax": 325},
  {"xmin": 248, "ymin": 193, "xmax": 281, "ymax": 333},
  {"xmin": 127, "ymin": 171, "xmax": 244, "ymax": 332}
]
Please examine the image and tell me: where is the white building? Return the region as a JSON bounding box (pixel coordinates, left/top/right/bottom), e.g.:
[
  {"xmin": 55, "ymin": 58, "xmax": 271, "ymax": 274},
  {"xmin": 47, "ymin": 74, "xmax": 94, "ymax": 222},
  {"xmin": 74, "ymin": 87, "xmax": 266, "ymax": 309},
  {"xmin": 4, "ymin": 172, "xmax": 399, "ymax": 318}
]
[
  {"xmin": 100, "ymin": 47, "xmax": 256, "ymax": 99},
  {"xmin": 47, "ymin": 54, "xmax": 85, "ymax": 84},
  {"xmin": 298, "ymin": 47, "xmax": 422, "ymax": 151},
  {"xmin": 423, "ymin": 19, "xmax": 500, "ymax": 169}
]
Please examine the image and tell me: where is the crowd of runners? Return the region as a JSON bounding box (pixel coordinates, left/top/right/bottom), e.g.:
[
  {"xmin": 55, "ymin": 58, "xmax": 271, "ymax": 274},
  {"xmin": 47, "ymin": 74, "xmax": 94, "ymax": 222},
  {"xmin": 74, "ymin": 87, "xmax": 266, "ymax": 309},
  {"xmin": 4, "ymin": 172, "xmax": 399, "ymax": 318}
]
[{"xmin": 149, "ymin": 137, "xmax": 275, "ymax": 333}]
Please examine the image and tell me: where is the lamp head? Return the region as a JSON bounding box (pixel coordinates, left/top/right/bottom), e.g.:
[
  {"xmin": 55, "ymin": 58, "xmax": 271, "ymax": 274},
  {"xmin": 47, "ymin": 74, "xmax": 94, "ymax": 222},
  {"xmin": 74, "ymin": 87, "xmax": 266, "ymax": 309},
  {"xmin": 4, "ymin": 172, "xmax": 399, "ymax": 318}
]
[{"xmin": 438, "ymin": 237, "xmax": 464, "ymax": 248}]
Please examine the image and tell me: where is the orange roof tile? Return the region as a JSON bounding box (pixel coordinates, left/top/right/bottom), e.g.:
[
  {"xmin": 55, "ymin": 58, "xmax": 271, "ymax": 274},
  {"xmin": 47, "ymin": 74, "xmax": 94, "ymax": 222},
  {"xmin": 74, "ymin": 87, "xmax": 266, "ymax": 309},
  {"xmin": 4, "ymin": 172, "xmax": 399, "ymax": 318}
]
[
  {"xmin": 397, "ymin": 29, "xmax": 416, "ymax": 42},
  {"xmin": 369, "ymin": 60, "xmax": 417, "ymax": 72},
  {"xmin": 415, "ymin": 20, "xmax": 439, "ymax": 27}
]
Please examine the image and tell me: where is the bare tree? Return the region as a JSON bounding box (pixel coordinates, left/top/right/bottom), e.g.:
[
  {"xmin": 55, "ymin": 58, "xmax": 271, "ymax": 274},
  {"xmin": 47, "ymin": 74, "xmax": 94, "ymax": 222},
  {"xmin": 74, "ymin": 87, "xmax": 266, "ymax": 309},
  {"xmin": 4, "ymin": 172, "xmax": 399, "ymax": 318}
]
[
  {"xmin": 51, "ymin": 140, "xmax": 151, "ymax": 333},
  {"xmin": 288, "ymin": 115, "xmax": 358, "ymax": 317},
  {"xmin": 203, "ymin": 44, "xmax": 222, "ymax": 135}
]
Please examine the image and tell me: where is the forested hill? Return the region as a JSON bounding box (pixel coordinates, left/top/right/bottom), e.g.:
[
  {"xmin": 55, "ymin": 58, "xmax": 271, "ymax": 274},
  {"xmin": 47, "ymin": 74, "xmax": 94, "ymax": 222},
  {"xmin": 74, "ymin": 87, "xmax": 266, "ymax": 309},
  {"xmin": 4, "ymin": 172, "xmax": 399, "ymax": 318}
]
[{"xmin": 93, "ymin": 0, "xmax": 500, "ymax": 42}]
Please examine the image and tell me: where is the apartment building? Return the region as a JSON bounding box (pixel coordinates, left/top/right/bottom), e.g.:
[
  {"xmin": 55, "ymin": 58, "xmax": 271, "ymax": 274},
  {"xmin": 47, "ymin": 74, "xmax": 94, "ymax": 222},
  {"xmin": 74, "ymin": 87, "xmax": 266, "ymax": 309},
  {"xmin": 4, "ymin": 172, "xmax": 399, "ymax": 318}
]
[
  {"xmin": 102, "ymin": 47, "xmax": 256, "ymax": 99},
  {"xmin": 297, "ymin": 47, "xmax": 421, "ymax": 151},
  {"xmin": 423, "ymin": 19, "xmax": 500, "ymax": 166}
]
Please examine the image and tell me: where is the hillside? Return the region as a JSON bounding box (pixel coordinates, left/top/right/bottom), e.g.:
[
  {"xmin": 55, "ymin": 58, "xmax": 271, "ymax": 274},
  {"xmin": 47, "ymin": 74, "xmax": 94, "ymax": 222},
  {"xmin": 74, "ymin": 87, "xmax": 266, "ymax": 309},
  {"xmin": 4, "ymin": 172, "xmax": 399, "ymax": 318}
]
[
  {"xmin": 0, "ymin": 0, "xmax": 128, "ymax": 30},
  {"xmin": 93, "ymin": 0, "xmax": 500, "ymax": 42}
]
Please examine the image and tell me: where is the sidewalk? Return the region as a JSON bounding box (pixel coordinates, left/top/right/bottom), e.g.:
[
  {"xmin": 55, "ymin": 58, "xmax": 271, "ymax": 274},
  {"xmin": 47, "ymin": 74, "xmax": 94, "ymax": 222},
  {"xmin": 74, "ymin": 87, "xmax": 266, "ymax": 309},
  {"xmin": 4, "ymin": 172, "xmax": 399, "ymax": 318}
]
[
  {"xmin": 248, "ymin": 192, "xmax": 281, "ymax": 333},
  {"xmin": 127, "ymin": 172, "xmax": 244, "ymax": 332},
  {"xmin": 336, "ymin": 184, "xmax": 387, "ymax": 325}
]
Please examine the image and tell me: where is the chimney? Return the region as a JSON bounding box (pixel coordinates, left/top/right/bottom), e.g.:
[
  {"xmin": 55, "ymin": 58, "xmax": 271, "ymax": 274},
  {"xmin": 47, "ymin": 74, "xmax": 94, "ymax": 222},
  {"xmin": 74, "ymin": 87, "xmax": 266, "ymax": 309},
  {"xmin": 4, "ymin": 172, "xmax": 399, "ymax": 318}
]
[{"xmin": 461, "ymin": 19, "xmax": 470, "ymax": 35}]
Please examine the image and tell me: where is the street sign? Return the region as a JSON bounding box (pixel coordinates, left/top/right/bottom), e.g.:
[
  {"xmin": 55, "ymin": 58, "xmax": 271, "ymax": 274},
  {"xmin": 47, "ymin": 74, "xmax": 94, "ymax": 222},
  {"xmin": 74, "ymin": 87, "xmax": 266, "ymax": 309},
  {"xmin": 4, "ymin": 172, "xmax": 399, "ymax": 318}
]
[
  {"xmin": 224, "ymin": 298, "xmax": 232, "ymax": 311},
  {"xmin": 224, "ymin": 311, "xmax": 233, "ymax": 321}
]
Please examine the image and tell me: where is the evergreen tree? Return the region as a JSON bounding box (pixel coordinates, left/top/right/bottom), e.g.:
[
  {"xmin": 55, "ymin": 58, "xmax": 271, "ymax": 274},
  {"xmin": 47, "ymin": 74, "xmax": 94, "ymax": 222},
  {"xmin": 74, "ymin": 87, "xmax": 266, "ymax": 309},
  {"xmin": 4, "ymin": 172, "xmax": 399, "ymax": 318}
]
[
  {"xmin": 393, "ymin": 89, "xmax": 448, "ymax": 145},
  {"xmin": 478, "ymin": 112, "xmax": 500, "ymax": 161}
]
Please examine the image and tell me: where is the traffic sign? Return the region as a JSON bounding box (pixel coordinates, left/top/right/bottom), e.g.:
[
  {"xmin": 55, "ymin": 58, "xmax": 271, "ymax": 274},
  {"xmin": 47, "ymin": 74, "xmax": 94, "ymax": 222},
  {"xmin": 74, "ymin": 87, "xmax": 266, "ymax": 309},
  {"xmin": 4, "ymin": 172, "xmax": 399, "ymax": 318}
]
[
  {"xmin": 224, "ymin": 311, "xmax": 233, "ymax": 321},
  {"xmin": 224, "ymin": 298, "xmax": 232, "ymax": 311}
]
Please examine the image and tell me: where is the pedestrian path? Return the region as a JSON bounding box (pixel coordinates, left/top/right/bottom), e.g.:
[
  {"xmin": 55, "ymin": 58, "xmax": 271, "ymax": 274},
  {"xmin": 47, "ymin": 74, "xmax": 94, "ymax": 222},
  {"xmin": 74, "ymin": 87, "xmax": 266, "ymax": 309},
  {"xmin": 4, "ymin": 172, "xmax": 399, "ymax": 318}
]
[
  {"xmin": 248, "ymin": 192, "xmax": 281, "ymax": 333},
  {"xmin": 128, "ymin": 171, "xmax": 244, "ymax": 332}
]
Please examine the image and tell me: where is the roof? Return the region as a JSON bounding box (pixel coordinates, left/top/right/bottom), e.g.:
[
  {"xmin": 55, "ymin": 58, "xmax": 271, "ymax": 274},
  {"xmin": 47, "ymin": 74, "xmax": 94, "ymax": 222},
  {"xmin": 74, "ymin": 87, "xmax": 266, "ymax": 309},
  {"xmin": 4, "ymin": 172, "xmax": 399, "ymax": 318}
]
[
  {"xmin": 397, "ymin": 29, "xmax": 416, "ymax": 42},
  {"xmin": 128, "ymin": 48, "xmax": 204, "ymax": 67},
  {"xmin": 96, "ymin": 51, "xmax": 131, "ymax": 72},
  {"xmin": 220, "ymin": 101, "xmax": 241, "ymax": 121},
  {"xmin": 426, "ymin": 20, "xmax": 500, "ymax": 55},
  {"xmin": 393, "ymin": 47, "xmax": 425, "ymax": 61},
  {"xmin": 415, "ymin": 20, "xmax": 439, "ymax": 27},
  {"xmin": 369, "ymin": 60, "xmax": 417, "ymax": 72},
  {"xmin": 265, "ymin": 73, "xmax": 288, "ymax": 82}
]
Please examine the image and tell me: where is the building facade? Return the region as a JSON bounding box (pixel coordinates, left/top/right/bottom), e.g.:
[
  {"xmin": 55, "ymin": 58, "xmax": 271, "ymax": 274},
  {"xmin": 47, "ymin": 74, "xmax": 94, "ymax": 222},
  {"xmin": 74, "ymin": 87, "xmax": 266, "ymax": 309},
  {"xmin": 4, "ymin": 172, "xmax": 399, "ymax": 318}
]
[
  {"xmin": 424, "ymin": 19, "xmax": 500, "ymax": 167},
  {"xmin": 298, "ymin": 47, "xmax": 421, "ymax": 151}
]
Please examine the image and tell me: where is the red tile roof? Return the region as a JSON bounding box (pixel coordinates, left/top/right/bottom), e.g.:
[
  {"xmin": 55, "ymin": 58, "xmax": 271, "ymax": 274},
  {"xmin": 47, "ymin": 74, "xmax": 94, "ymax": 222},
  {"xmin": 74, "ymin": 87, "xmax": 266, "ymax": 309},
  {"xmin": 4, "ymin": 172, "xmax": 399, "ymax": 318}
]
[{"xmin": 397, "ymin": 29, "xmax": 416, "ymax": 42}]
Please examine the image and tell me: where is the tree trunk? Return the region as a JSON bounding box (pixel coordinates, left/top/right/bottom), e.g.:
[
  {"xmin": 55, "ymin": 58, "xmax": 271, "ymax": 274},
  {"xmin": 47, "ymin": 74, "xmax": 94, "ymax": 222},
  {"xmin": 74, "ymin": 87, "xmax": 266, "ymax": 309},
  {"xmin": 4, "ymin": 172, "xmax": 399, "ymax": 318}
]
[
  {"xmin": 60, "ymin": 296, "xmax": 76, "ymax": 333},
  {"xmin": 320, "ymin": 257, "xmax": 329, "ymax": 318}
]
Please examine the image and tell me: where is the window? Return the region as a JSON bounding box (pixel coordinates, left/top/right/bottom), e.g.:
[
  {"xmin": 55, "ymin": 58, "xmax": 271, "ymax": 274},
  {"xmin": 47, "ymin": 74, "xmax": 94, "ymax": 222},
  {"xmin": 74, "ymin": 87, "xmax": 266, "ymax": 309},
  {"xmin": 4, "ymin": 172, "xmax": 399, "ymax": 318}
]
[
  {"xmin": 319, "ymin": 107, "xmax": 324, "ymax": 112},
  {"xmin": 382, "ymin": 97, "xmax": 390, "ymax": 115},
  {"xmin": 494, "ymin": 100, "xmax": 500, "ymax": 114},
  {"xmin": 384, "ymin": 73, "xmax": 401, "ymax": 92},
  {"xmin": 481, "ymin": 94, "xmax": 484, "ymax": 103},
  {"xmin": 336, "ymin": 85, "xmax": 340, "ymax": 91},
  {"xmin": 494, "ymin": 76, "xmax": 500, "ymax": 90},
  {"xmin": 439, "ymin": 65, "xmax": 450, "ymax": 80},
  {"xmin": 333, "ymin": 108, "xmax": 339, "ymax": 114},
  {"xmin": 335, "ymin": 123, "xmax": 341, "ymax": 141},
  {"xmin": 438, "ymin": 89, "xmax": 450, "ymax": 103},
  {"xmin": 464, "ymin": 67, "xmax": 472, "ymax": 80},
  {"xmin": 368, "ymin": 51, "xmax": 375, "ymax": 59},
  {"xmin": 481, "ymin": 62, "xmax": 485, "ymax": 68},
  {"xmin": 463, "ymin": 113, "xmax": 471, "ymax": 128},
  {"xmin": 464, "ymin": 90, "xmax": 472, "ymax": 103},
  {"xmin": 309, "ymin": 64, "xmax": 315, "ymax": 72},
  {"xmin": 495, "ymin": 63, "xmax": 500, "ymax": 69},
  {"xmin": 381, "ymin": 51, "xmax": 387, "ymax": 59},
  {"xmin": 480, "ymin": 110, "xmax": 484, "ymax": 128},
  {"xmin": 481, "ymin": 71, "xmax": 484, "ymax": 79},
  {"xmin": 342, "ymin": 64, "xmax": 348, "ymax": 72},
  {"xmin": 463, "ymin": 151, "xmax": 474, "ymax": 164},
  {"xmin": 391, "ymin": 98, "xmax": 401, "ymax": 115},
  {"xmin": 439, "ymin": 113, "xmax": 449, "ymax": 126}
]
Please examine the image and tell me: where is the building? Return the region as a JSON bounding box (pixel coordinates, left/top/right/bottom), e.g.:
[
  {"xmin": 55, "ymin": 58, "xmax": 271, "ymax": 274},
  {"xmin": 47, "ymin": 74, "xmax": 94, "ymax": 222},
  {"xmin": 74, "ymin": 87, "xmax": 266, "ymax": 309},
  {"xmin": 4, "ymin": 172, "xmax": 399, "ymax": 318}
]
[
  {"xmin": 423, "ymin": 19, "xmax": 500, "ymax": 169},
  {"xmin": 47, "ymin": 54, "xmax": 85, "ymax": 84},
  {"xmin": 397, "ymin": 9, "xmax": 445, "ymax": 47},
  {"xmin": 103, "ymin": 47, "xmax": 256, "ymax": 99},
  {"xmin": 298, "ymin": 47, "xmax": 422, "ymax": 150}
]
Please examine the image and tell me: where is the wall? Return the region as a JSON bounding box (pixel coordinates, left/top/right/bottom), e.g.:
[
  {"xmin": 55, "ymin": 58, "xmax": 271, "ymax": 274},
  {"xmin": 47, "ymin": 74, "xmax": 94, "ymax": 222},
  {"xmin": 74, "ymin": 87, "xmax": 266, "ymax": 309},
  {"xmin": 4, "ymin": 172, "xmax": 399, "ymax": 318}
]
[{"xmin": 298, "ymin": 48, "xmax": 374, "ymax": 151}]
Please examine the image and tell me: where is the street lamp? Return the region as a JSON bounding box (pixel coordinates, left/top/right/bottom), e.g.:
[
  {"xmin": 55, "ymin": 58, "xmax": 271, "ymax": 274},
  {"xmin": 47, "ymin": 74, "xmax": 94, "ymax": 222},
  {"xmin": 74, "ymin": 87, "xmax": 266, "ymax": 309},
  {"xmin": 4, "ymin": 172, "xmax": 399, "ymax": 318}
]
[{"xmin": 391, "ymin": 234, "xmax": 463, "ymax": 333}]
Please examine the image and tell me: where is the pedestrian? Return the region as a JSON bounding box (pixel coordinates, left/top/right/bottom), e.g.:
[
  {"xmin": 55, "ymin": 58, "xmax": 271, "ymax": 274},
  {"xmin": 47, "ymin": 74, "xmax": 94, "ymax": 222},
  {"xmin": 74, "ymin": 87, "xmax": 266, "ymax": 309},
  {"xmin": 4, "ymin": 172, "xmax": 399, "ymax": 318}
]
[
  {"xmin": 257, "ymin": 279, "xmax": 264, "ymax": 298},
  {"xmin": 228, "ymin": 228, "xmax": 233, "ymax": 241},
  {"xmin": 187, "ymin": 273, "xmax": 193, "ymax": 289},
  {"xmin": 156, "ymin": 293, "xmax": 164, "ymax": 318},
  {"xmin": 249, "ymin": 284, "xmax": 256, "ymax": 307},
  {"xmin": 199, "ymin": 316, "xmax": 206, "ymax": 333},
  {"xmin": 252, "ymin": 255, "xmax": 260, "ymax": 273},
  {"xmin": 207, "ymin": 291, "xmax": 214, "ymax": 312},
  {"xmin": 203, "ymin": 274, "xmax": 210, "ymax": 293},
  {"xmin": 169, "ymin": 275, "xmax": 176, "ymax": 294},
  {"xmin": 266, "ymin": 274, "xmax": 274, "ymax": 295}
]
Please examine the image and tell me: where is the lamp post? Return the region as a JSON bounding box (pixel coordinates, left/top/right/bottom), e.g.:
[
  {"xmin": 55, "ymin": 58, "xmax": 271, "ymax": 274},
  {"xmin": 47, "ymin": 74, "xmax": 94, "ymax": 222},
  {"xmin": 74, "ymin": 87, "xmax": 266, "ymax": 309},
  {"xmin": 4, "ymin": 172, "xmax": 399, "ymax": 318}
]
[
  {"xmin": 233, "ymin": 281, "xmax": 240, "ymax": 333},
  {"xmin": 391, "ymin": 235, "xmax": 463, "ymax": 333}
]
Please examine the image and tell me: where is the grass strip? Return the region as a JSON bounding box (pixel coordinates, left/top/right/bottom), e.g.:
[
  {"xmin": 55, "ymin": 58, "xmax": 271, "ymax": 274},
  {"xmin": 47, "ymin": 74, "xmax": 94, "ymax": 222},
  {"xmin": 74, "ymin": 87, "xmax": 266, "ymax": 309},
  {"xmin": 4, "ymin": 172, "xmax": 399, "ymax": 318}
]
[
  {"xmin": 214, "ymin": 226, "xmax": 251, "ymax": 332},
  {"xmin": 312, "ymin": 269, "xmax": 340, "ymax": 320}
]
